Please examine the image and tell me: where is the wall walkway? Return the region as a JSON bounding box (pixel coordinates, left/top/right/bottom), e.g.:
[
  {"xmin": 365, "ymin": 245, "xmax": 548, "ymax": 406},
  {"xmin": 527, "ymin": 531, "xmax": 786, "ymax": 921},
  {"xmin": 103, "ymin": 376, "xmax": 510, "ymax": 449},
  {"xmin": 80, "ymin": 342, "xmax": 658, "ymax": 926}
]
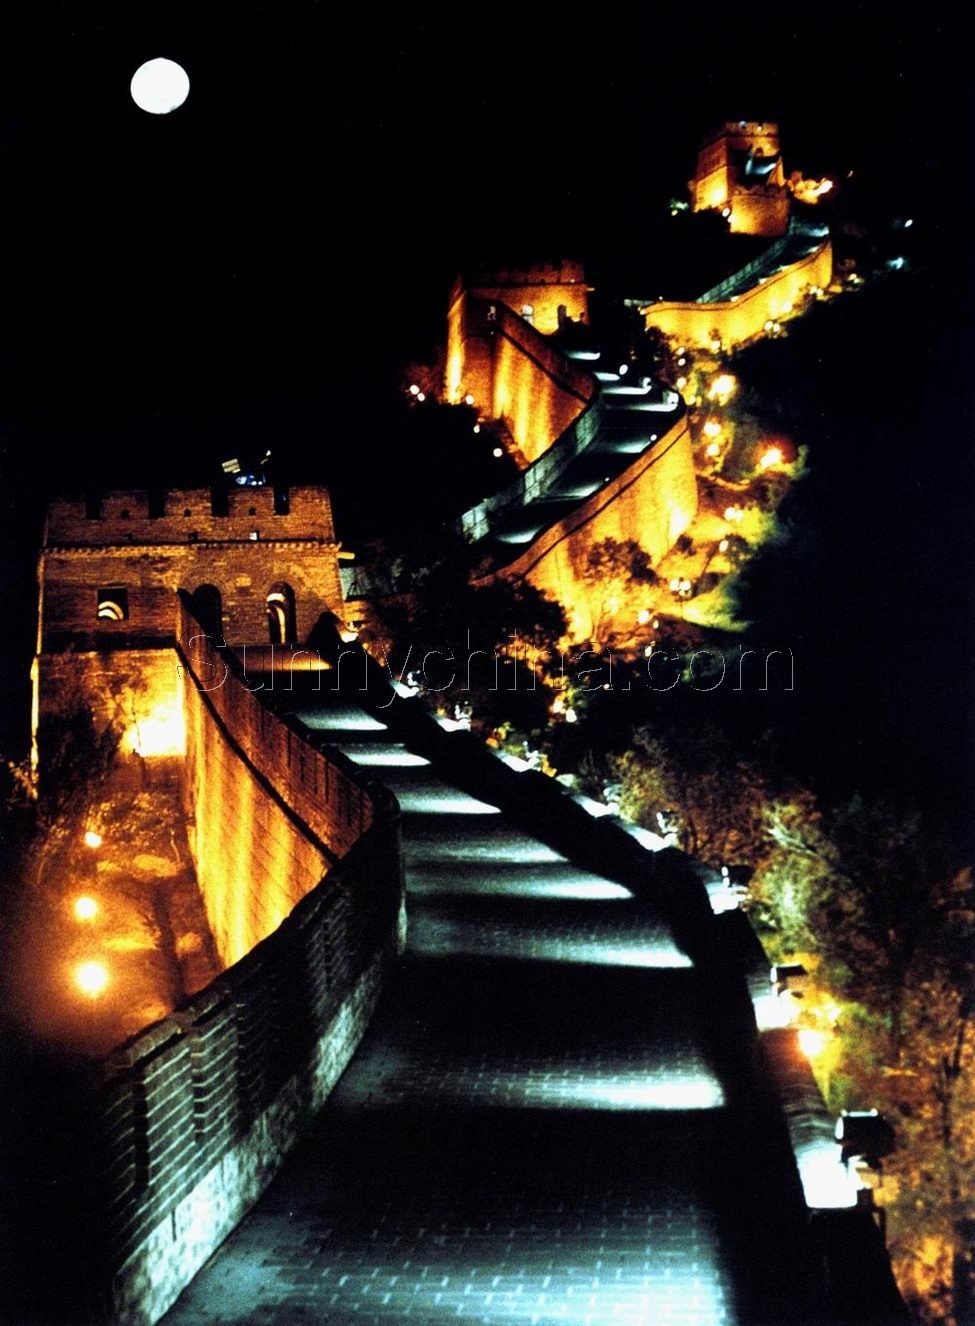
[{"xmin": 160, "ymin": 676, "xmax": 907, "ymax": 1326}]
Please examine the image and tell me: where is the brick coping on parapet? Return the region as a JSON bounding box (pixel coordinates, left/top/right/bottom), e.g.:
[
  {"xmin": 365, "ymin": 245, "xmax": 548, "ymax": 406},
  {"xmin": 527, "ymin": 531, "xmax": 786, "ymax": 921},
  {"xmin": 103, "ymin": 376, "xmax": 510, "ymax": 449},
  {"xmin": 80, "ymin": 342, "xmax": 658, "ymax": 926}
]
[{"xmin": 43, "ymin": 539, "xmax": 340, "ymax": 552}]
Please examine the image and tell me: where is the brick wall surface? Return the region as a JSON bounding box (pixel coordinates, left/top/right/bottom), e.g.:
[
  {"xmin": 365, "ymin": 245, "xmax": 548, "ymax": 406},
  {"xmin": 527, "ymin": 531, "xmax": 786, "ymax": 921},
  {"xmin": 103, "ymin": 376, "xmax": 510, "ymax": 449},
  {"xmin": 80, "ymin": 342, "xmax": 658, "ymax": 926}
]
[
  {"xmin": 39, "ymin": 486, "xmax": 344, "ymax": 652},
  {"xmin": 445, "ymin": 288, "xmax": 594, "ymax": 465},
  {"xmin": 13, "ymin": 598, "xmax": 403, "ymax": 1326}
]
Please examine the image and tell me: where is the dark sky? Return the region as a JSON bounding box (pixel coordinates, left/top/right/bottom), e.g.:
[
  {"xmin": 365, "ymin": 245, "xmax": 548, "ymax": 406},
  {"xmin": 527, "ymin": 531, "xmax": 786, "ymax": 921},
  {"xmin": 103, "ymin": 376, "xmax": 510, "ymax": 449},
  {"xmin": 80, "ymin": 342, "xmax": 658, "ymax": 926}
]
[{"xmin": 1, "ymin": 3, "xmax": 970, "ymax": 488}]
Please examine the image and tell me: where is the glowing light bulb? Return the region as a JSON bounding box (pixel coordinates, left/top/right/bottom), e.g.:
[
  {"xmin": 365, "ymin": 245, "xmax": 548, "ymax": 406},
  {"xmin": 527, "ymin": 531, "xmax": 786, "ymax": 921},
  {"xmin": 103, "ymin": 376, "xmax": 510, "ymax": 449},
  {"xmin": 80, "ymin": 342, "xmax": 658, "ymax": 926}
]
[
  {"xmin": 708, "ymin": 374, "xmax": 737, "ymax": 404},
  {"xmin": 464, "ymin": 393, "xmax": 475, "ymax": 405},
  {"xmin": 492, "ymin": 447, "xmax": 503, "ymax": 458},
  {"xmin": 705, "ymin": 442, "xmax": 720, "ymax": 459},
  {"xmin": 703, "ymin": 419, "xmax": 722, "ymax": 438},
  {"xmin": 409, "ymin": 384, "xmax": 420, "ymax": 395},
  {"xmin": 416, "ymin": 391, "xmax": 426, "ymax": 402},
  {"xmin": 798, "ymin": 1028, "xmax": 828, "ymax": 1059},
  {"xmin": 759, "ymin": 446, "xmax": 784, "ymax": 471},
  {"xmin": 637, "ymin": 609, "xmax": 651, "ymax": 625},
  {"xmin": 130, "ymin": 58, "xmax": 190, "ymax": 115},
  {"xmin": 718, "ymin": 538, "xmax": 730, "ymax": 553},
  {"xmin": 74, "ymin": 960, "xmax": 109, "ymax": 999},
  {"xmin": 74, "ymin": 896, "xmax": 99, "ymax": 922},
  {"xmin": 83, "ymin": 830, "xmax": 103, "ymax": 849}
]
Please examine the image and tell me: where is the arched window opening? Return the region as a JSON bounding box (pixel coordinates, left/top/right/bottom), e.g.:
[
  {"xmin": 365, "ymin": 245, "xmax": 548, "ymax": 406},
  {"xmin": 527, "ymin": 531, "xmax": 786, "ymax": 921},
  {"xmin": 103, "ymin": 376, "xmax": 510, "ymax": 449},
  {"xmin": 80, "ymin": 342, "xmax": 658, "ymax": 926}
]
[
  {"xmin": 189, "ymin": 584, "xmax": 223, "ymax": 642},
  {"xmin": 266, "ymin": 584, "xmax": 297, "ymax": 645},
  {"xmin": 96, "ymin": 587, "xmax": 128, "ymax": 621}
]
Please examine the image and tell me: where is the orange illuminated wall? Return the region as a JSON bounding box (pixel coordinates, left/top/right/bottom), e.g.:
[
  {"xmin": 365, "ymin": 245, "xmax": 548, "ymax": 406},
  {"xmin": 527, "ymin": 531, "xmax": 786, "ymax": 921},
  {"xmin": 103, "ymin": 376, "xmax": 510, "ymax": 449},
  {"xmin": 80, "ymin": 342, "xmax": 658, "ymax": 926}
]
[
  {"xmin": 177, "ymin": 607, "xmax": 374, "ymax": 967},
  {"xmin": 488, "ymin": 414, "xmax": 698, "ymax": 640},
  {"xmin": 446, "ymin": 278, "xmax": 595, "ymax": 466},
  {"xmin": 463, "ymin": 260, "xmax": 589, "ymax": 335},
  {"xmin": 642, "ymin": 238, "xmax": 833, "ymax": 350},
  {"xmin": 691, "ymin": 121, "xmax": 789, "ymax": 237},
  {"xmin": 181, "ymin": 661, "xmax": 327, "ymax": 966},
  {"xmin": 39, "ymin": 486, "xmax": 344, "ymax": 650}
]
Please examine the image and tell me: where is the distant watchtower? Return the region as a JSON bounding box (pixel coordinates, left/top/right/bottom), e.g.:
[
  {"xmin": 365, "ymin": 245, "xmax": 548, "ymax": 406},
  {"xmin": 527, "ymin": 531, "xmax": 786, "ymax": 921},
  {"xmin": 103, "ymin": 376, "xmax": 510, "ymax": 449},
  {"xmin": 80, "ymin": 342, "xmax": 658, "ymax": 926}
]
[
  {"xmin": 690, "ymin": 121, "xmax": 789, "ymax": 237},
  {"xmin": 445, "ymin": 260, "xmax": 589, "ymax": 408}
]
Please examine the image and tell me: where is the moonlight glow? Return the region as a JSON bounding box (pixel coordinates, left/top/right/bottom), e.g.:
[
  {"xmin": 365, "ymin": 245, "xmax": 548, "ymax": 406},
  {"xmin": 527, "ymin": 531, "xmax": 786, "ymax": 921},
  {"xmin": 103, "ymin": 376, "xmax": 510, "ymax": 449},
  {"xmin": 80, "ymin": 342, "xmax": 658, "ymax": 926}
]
[{"xmin": 130, "ymin": 58, "xmax": 190, "ymax": 115}]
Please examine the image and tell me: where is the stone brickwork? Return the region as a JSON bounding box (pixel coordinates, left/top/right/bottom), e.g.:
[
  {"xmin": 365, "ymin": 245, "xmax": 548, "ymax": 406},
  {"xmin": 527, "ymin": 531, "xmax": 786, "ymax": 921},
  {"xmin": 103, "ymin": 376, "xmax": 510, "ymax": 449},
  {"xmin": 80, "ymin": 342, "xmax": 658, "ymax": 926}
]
[
  {"xmin": 8, "ymin": 597, "xmax": 404, "ymax": 1326},
  {"xmin": 445, "ymin": 281, "xmax": 595, "ymax": 465},
  {"xmin": 690, "ymin": 121, "xmax": 789, "ymax": 237},
  {"xmin": 486, "ymin": 415, "xmax": 698, "ymax": 639},
  {"xmin": 177, "ymin": 601, "xmax": 375, "ymax": 965},
  {"xmin": 39, "ymin": 485, "xmax": 344, "ymax": 655},
  {"xmin": 641, "ymin": 236, "xmax": 833, "ymax": 350}
]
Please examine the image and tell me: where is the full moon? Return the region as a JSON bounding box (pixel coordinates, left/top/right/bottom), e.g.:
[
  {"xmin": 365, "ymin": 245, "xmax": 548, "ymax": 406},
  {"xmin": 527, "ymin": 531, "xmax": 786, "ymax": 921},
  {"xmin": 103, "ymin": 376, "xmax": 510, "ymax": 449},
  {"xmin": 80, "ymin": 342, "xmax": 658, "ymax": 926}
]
[{"xmin": 130, "ymin": 58, "xmax": 190, "ymax": 115}]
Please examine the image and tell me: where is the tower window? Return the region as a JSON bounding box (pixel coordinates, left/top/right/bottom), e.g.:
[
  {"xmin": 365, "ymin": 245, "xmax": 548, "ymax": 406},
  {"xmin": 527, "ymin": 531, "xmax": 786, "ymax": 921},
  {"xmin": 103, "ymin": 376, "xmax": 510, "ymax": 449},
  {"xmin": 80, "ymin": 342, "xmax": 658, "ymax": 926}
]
[
  {"xmin": 96, "ymin": 587, "xmax": 128, "ymax": 621},
  {"xmin": 266, "ymin": 584, "xmax": 296, "ymax": 644}
]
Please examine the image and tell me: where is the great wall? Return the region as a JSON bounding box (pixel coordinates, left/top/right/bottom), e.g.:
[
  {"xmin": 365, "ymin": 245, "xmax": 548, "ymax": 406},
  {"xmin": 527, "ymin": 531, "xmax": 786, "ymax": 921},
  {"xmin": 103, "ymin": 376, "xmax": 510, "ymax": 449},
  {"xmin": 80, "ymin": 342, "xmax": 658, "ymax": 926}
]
[{"xmin": 6, "ymin": 125, "xmax": 909, "ymax": 1325}]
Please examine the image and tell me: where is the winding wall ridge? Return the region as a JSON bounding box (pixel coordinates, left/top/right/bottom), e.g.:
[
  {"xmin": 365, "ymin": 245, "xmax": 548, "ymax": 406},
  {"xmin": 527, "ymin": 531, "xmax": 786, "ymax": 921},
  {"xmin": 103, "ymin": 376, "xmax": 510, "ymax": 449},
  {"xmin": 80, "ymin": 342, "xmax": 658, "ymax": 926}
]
[{"xmin": 641, "ymin": 236, "xmax": 833, "ymax": 348}]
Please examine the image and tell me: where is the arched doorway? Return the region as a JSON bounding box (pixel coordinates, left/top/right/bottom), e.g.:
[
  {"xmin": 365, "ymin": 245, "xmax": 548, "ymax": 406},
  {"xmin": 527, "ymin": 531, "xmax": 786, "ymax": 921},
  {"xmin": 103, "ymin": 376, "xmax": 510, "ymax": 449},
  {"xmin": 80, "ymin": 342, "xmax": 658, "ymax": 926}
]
[
  {"xmin": 190, "ymin": 584, "xmax": 224, "ymax": 642},
  {"xmin": 266, "ymin": 583, "xmax": 297, "ymax": 645}
]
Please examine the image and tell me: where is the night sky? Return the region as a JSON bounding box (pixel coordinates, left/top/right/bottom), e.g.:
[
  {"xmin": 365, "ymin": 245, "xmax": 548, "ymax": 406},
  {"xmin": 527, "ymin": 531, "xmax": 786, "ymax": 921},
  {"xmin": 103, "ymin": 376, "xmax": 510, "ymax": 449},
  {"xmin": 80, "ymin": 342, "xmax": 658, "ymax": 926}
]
[
  {"xmin": 1, "ymin": 3, "xmax": 973, "ymax": 808},
  {"xmin": 2, "ymin": 4, "xmax": 969, "ymax": 481}
]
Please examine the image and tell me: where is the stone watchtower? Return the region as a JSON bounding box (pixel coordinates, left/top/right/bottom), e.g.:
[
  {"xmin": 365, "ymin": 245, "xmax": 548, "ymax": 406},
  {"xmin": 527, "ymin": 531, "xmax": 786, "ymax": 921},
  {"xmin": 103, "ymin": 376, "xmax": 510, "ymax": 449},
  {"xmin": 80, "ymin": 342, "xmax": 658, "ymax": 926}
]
[
  {"xmin": 689, "ymin": 121, "xmax": 789, "ymax": 237},
  {"xmin": 33, "ymin": 484, "xmax": 345, "ymax": 760}
]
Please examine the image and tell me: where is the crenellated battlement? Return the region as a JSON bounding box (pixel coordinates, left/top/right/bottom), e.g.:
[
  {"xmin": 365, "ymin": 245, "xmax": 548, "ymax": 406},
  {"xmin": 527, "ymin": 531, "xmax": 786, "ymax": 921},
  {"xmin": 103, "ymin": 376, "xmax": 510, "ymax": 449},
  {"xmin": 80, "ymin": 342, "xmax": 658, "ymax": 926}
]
[
  {"xmin": 36, "ymin": 484, "xmax": 346, "ymax": 665},
  {"xmin": 46, "ymin": 485, "xmax": 336, "ymax": 547}
]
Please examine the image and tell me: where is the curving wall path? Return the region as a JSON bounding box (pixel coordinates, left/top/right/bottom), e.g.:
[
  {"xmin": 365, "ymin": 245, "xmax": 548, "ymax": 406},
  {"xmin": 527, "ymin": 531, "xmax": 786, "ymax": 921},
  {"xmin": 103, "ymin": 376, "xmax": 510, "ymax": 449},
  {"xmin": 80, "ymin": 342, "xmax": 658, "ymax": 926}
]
[
  {"xmin": 159, "ymin": 671, "xmax": 908, "ymax": 1326},
  {"xmin": 448, "ymin": 217, "xmax": 833, "ymax": 637},
  {"xmin": 639, "ymin": 220, "xmax": 833, "ymax": 350}
]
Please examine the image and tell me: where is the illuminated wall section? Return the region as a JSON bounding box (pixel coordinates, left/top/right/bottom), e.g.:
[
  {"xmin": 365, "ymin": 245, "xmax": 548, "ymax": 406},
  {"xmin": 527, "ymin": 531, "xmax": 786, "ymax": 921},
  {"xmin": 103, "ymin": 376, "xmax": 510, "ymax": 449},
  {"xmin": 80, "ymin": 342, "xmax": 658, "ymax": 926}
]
[
  {"xmin": 691, "ymin": 121, "xmax": 789, "ymax": 238},
  {"xmin": 465, "ymin": 260, "xmax": 589, "ymax": 335},
  {"xmin": 38, "ymin": 486, "xmax": 345, "ymax": 650},
  {"xmin": 181, "ymin": 661, "xmax": 327, "ymax": 966},
  {"xmin": 446, "ymin": 279, "xmax": 594, "ymax": 467},
  {"xmin": 490, "ymin": 330, "xmax": 591, "ymax": 465},
  {"xmin": 176, "ymin": 606, "xmax": 375, "ymax": 967},
  {"xmin": 493, "ymin": 415, "xmax": 698, "ymax": 639},
  {"xmin": 642, "ymin": 239, "xmax": 833, "ymax": 350},
  {"xmin": 730, "ymin": 191, "xmax": 790, "ymax": 237},
  {"xmin": 445, "ymin": 285, "xmax": 494, "ymax": 411},
  {"xmin": 34, "ymin": 648, "xmax": 184, "ymax": 769}
]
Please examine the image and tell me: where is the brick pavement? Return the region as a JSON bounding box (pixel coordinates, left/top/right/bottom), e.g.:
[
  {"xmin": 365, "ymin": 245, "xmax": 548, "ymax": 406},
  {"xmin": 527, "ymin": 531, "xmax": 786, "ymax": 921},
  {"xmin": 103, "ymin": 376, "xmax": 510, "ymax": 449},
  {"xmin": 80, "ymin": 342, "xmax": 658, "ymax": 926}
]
[{"xmin": 162, "ymin": 702, "xmax": 820, "ymax": 1325}]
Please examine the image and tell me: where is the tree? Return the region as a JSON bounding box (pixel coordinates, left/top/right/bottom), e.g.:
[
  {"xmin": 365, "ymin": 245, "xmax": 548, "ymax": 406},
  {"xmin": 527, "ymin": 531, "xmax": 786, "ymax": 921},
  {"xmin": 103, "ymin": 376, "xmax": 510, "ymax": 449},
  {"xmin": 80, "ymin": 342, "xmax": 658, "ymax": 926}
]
[
  {"xmin": 756, "ymin": 795, "xmax": 958, "ymax": 1058},
  {"xmin": 377, "ymin": 529, "xmax": 566, "ymax": 727},
  {"xmin": 753, "ymin": 795, "xmax": 975, "ymax": 1324},
  {"xmin": 579, "ymin": 537, "xmax": 659, "ymax": 641},
  {"xmin": 613, "ymin": 721, "xmax": 766, "ymax": 865}
]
